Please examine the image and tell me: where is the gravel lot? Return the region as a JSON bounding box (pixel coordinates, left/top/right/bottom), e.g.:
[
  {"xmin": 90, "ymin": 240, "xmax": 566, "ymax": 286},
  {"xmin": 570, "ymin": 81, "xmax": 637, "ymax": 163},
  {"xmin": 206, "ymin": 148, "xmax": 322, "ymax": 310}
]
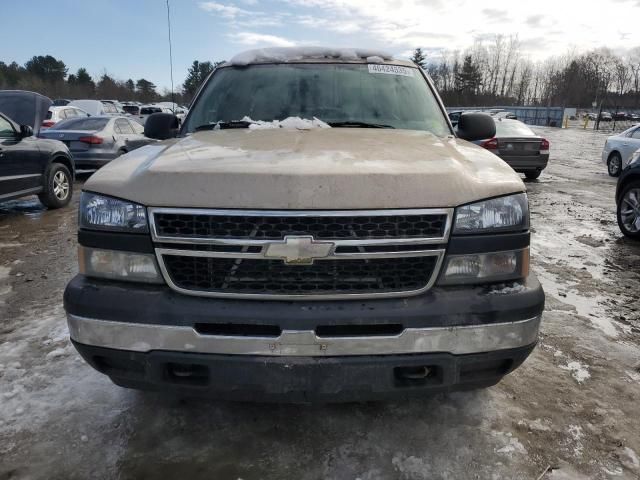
[{"xmin": 1, "ymin": 127, "xmax": 639, "ymax": 480}]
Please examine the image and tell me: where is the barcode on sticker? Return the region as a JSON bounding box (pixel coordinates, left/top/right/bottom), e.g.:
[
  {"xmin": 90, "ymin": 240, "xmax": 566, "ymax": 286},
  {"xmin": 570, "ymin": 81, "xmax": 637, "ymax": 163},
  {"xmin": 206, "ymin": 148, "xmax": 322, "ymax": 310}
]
[{"xmin": 368, "ymin": 64, "xmax": 414, "ymax": 77}]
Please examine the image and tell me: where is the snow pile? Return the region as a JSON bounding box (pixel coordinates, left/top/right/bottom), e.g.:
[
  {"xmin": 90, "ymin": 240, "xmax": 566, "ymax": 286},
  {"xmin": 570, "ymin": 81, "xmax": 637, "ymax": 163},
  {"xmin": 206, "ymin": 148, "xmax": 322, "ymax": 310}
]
[
  {"xmin": 567, "ymin": 424, "xmax": 584, "ymax": 457},
  {"xmin": 486, "ymin": 282, "xmax": 525, "ymax": 295},
  {"xmin": 492, "ymin": 431, "xmax": 527, "ymax": 456},
  {"xmin": 230, "ymin": 47, "xmax": 394, "ymax": 66},
  {"xmin": 561, "ymin": 361, "xmax": 591, "ymax": 383},
  {"xmin": 241, "ymin": 116, "xmax": 331, "ymax": 130}
]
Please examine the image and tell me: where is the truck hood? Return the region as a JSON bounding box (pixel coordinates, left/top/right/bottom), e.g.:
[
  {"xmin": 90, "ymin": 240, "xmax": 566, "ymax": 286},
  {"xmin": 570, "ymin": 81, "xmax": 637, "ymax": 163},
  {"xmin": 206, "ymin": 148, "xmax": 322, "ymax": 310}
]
[{"xmin": 85, "ymin": 128, "xmax": 525, "ymax": 209}]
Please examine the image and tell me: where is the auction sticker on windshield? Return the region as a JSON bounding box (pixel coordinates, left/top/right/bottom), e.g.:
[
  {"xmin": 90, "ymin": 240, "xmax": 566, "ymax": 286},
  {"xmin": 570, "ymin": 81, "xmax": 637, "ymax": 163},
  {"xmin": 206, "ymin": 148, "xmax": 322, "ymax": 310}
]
[{"xmin": 368, "ymin": 64, "xmax": 415, "ymax": 76}]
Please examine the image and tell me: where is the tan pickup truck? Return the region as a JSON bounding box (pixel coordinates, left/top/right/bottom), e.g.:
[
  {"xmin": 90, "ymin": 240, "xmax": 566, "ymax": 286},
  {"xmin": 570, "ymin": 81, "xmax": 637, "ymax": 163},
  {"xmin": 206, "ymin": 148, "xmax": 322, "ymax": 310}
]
[{"xmin": 64, "ymin": 47, "xmax": 544, "ymax": 402}]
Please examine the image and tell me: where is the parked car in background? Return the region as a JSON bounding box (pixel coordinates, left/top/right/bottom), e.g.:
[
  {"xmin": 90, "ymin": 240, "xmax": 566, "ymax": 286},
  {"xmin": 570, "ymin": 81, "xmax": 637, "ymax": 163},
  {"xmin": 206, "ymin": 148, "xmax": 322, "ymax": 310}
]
[
  {"xmin": 157, "ymin": 102, "xmax": 188, "ymax": 122},
  {"xmin": 122, "ymin": 104, "xmax": 140, "ymax": 115},
  {"xmin": 101, "ymin": 100, "xmax": 126, "ymax": 114},
  {"xmin": 474, "ymin": 118, "xmax": 549, "ymax": 180},
  {"xmin": 68, "ymin": 99, "xmax": 119, "ymax": 117},
  {"xmin": 599, "ymin": 112, "xmax": 613, "ymax": 122},
  {"xmin": 615, "ymin": 148, "xmax": 640, "ymax": 238},
  {"xmin": 39, "ymin": 115, "xmax": 152, "ymax": 169},
  {"xmin": 448, "ymin": 110, "xmax": 464, "ymax": 126},
  {"xmin": 0, "ymin": 90, "xmax": 74, "ymax": 208},
  {"xmin": 130, "ymin": 105, "xmax": 170, "ymax": 126},
  {"xmin": 492, "ymin": 111, "xmax": 517, "ymax": 120},
  {"xmin": 602, "ymin": 125, "xmax": 640, "ymax": 176},
  {"xmin": 42, "ymin": 105, "xmax": 90, "ymax": 129}
]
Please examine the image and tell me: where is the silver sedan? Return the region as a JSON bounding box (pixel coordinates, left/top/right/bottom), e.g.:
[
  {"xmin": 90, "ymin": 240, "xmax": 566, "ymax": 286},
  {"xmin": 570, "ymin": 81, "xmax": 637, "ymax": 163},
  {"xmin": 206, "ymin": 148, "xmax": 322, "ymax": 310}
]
[
  {"xmin": 39, "ymin": 116, "xmax": 154, "ymax": 170},
  {"xmin": 602, "ymin": 124, "xmax": 640, "ymax": 176}
]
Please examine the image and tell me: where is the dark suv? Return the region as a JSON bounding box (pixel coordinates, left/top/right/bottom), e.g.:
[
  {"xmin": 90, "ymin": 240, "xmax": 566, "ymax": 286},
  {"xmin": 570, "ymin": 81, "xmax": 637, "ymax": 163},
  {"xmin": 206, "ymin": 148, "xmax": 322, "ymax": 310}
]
[{"xmin": 0, "ymin": 90, "xmax": 75, "ymax": 208}]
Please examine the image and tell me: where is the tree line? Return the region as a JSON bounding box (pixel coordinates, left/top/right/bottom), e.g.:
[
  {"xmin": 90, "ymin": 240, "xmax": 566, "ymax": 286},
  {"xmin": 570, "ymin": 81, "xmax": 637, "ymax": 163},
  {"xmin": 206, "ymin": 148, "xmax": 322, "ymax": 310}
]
[
  {"xmin": 0, "ymin": 55, "xmax": 224, "ymax": 106},
  {"xmin": 5, "ymin": 46, "xmax": 640, "ymax": 111},
  {"xmin": 411, "ymin": 37, "xmax": 640, "ymax": 110}
]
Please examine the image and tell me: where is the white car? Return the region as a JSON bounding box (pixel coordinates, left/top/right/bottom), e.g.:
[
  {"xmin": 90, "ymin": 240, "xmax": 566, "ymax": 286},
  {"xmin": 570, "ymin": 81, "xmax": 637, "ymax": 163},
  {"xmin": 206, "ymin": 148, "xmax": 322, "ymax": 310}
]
[
  {"xmin": 42, "ymin": 105, "xmax": 89, "ymax": 129},
  {"xmin": 602, "ymin": 124, "xmax": 640, "ymax": 176}
]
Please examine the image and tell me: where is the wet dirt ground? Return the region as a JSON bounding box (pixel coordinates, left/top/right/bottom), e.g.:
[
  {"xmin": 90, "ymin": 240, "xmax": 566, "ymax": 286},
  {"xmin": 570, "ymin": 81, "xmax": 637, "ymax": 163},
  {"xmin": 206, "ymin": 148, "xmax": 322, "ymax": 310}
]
[{"xmin": 1, "ymin": 128, "xmax": 639, "ymax": 480}]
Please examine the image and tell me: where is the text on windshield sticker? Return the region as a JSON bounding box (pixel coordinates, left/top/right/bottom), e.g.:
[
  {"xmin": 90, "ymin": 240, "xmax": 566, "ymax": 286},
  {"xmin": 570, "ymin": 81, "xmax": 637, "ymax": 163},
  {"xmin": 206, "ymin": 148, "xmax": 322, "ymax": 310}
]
[{"xmin": 368, "ymin": 64, "xmax": 415, "ymax": 77}]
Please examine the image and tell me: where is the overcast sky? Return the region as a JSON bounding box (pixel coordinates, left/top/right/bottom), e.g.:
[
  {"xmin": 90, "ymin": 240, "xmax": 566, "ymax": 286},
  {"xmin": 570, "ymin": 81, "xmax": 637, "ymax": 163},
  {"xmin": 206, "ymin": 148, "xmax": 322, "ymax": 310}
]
[{"xmin": 2, "ymin": 0, "xmax": 639, "ymax": 90}]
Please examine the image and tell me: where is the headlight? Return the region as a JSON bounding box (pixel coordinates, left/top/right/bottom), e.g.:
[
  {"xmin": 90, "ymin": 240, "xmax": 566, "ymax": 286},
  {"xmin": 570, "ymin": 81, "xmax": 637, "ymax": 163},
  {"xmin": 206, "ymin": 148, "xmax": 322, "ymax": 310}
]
[
  {"xmin": 630, "ymin": 149, "xmax": 640, "ymax": 167},
  {"xmin": 453, "ymin": 193, "xmax": 529, "ymax": 234},
  {"xmin": 438, "ymin": 248, "xmax": 529, "ymax": 285},
  {"xmin": 79, "ymin": 246, "xmax": 163, "ymax": 283},
  {"xmin": 80, "ymin": 192, "xmax": 148, "ymax": 232}
]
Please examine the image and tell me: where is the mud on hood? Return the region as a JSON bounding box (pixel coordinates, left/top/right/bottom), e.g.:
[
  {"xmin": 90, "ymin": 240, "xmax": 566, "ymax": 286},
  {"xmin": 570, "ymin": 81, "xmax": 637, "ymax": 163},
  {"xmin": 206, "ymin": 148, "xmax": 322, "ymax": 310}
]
[
  {"xmin": 0, "ymin": 90, "xmax": 51, "ymax": 134},
  {"xmin": 85, "ymin": 128, "xmax": 526, "ymax": 209}
]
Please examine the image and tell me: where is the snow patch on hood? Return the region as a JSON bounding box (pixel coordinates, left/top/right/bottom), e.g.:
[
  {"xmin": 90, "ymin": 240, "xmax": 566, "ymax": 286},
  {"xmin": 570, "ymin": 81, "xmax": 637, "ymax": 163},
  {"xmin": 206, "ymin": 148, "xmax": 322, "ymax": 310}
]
[
  {"xmin": 242, "ymin": 116, "xmax": 330, "ymax": 130},
  {"xmin": 230, "ymin": 47, "xmax": 394, "ymax": 66}
]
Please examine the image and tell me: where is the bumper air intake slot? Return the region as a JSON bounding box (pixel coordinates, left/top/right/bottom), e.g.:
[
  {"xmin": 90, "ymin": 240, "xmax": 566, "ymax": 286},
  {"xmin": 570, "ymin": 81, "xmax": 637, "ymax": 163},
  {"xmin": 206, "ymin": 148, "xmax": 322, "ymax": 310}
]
[
  {"xmin": 315, "ymin": 323, "xmax": 404, "ymax": 337},
  {"xmin": 194, "ymin": 323, "xmax": 282, "ymax": 337}
]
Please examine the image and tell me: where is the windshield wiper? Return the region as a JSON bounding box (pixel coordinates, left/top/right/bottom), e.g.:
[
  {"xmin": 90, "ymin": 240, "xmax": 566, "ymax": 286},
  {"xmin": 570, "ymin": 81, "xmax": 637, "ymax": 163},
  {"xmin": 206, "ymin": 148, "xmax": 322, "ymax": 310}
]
[
  {"xmin": 328, "ymin": 121, "xmax": 394, "ymax": 129},
  {"xmin": 194, "ymin": 120, "xmax": 253, "ymax": 131}
]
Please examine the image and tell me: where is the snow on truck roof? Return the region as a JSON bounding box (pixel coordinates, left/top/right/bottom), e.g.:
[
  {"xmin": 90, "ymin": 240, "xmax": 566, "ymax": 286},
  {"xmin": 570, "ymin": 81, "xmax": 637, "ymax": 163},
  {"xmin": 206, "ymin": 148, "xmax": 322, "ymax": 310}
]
[{"xmin": 228, "ymin": 47, "xmax": 406, "ymax": 66}]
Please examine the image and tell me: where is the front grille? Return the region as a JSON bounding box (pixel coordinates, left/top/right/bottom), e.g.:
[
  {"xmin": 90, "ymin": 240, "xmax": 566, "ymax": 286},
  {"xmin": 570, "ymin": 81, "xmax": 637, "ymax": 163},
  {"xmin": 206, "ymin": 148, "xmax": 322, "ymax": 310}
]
[
  {"xmin": 151, "ymin": 208, "xmax": 450, "ymax": 299},
  {"xmin": 154, "ymin": 212, "xmax": 447, "ymax": 240},
  {"xmin": 162, "ymin": 255, "xmax": 438, "ymax": 296}
]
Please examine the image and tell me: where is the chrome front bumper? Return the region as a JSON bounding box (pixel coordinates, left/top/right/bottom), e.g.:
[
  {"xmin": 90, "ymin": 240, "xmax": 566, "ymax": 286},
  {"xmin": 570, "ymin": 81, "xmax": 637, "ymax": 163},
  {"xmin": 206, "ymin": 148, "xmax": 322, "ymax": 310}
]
[{"xmin": 67, "ymin": 314, "xmax": 541, "ymax": 357}]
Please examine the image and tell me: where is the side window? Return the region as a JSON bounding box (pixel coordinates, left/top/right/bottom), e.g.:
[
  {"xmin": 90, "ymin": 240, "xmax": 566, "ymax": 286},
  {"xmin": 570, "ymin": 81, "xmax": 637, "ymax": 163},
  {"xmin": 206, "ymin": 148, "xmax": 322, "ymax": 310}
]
[
  {"xmin": 64, "ymin": 108, "xmax": 76, "ymax": 118},
  {"xmin": 115, "ymin": 119, "xmax": 134, "ymax": 134},
  {"xmin": 631, "ymin": 129, "xmax": 640, "ymax": 140},
  {"xmin": 128, "ymin": 120, "xmax": 143, "ymax": 134},
  {"xmin": 58, "ymin": 110, "xmax": 67, "ymax": 120},
  {"xmin": 75, "ymin": 109, "xmax": 87, "ymax": 117},
  {"xmin": 0, "ymin": 116, "xmax": 15, "ymax": 138}
]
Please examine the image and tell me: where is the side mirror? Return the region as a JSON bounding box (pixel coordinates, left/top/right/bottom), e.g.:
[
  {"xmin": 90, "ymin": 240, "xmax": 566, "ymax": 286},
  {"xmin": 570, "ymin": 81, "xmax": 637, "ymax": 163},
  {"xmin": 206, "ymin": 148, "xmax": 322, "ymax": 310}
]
[
  {"xmin": 144, "ymin": 113, "xmax": 179, "ymax": 140},
  {"xmin": 20, "ymin": 125, "xmax": 33, "ymax": 138},
  {"xmin": 456, "ymin": 113, "xmax": 496, "ymax": 142}
]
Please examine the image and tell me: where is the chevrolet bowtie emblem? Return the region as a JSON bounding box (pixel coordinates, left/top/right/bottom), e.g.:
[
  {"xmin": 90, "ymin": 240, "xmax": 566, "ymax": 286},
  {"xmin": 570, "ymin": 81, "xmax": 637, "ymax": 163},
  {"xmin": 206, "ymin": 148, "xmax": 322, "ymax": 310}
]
[{"xmin": 264, "ymin": 236, "xmax": 334, "ymax": 265}]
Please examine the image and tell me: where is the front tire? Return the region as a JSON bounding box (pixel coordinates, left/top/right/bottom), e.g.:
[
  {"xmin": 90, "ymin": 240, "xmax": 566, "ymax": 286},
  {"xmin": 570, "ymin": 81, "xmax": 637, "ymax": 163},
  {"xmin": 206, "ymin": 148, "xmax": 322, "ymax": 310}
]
[
  {"xmin": 617, "ymin": 180, "xmax": 640, "ymax": 239},
  {"xmin": 608, "ymin": 152, "xmax": 622, "ymax": 177},
  {"xmin": 525, "ymin": 170, "xmax": 541, "ymax": 180},
  {"xmin": 38, "ymin": 163, "xmax": 73, "ymax": 209}
]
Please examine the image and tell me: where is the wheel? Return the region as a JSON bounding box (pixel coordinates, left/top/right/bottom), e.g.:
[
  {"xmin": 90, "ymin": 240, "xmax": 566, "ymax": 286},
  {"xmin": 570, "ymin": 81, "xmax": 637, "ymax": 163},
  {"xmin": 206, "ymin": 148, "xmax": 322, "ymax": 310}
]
[
  {"xmin": 38, "ymin": 163, "xmax": 73, "ymax": 209},
  {"xmin": 608, "ymin": 152, "xmax": 622, "ymax": 177},
  {"xmin": 116, "ymin": 149, "xmax": 127, "ymax": 157},
  {"xmin": 617, "ymin": 181, "xmax": 640, "ymax": 239},
  {"xmin": 525, "ymin": 170, "xmax": 541, "ymax": 180}
]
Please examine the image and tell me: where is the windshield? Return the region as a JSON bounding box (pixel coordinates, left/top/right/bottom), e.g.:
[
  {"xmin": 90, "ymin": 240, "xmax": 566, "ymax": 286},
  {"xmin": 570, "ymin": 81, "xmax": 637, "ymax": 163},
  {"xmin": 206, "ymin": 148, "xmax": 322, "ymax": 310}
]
[
  {"xmin": 49, "ymin": 117, "xmax": 109, "ymax": 131},
  {"xmin": 183, "ymin": 64, "xmax": 451, "ymax": 135}
]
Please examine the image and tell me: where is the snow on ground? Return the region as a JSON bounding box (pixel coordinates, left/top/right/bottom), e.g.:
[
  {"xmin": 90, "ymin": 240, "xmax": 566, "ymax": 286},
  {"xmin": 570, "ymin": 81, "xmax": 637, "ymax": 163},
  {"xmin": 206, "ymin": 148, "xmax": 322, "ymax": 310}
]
[{"xmin": 560, "ymin": 361, "xmax": 591, "ymax": 383}]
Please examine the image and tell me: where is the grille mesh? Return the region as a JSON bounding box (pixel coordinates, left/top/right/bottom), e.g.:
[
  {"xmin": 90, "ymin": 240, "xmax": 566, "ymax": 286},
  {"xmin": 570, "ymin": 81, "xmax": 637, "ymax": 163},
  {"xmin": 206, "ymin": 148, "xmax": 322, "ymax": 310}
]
[
  {"xmin": 162, "ymin": 255, "xmax": 438, "ymax": 295},
  {"xmin": 154, "ymin": 213, "xmax": 447, "ymax": 240}
]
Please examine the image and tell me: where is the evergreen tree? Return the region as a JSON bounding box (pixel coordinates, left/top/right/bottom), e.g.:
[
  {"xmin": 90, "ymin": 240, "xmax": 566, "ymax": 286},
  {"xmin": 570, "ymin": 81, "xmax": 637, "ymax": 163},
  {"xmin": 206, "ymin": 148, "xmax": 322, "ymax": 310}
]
[
  {"xmin": 182, "ymin": 60, "xmax": 215, "ymax": 99},
  {"xmin": 456, "ymin": 56, "xmax": 482, "ymax": 95},
  {"xmin": 410, "ymin": 48, "xmax": 427, "ymax": 69},
  {"xmin": 136, "ymin": 78, "xmax": 157, "ymax": 103}
]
